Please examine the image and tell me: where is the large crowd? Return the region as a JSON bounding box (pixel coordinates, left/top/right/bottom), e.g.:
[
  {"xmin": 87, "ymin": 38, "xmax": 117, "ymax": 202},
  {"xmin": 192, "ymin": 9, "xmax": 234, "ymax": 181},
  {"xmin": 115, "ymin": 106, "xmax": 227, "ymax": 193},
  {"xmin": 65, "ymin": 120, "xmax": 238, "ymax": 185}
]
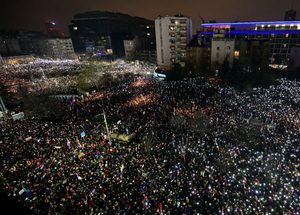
[{"xmin": 1, "ymin": 61, "xmax": 300, "ymax": 215}]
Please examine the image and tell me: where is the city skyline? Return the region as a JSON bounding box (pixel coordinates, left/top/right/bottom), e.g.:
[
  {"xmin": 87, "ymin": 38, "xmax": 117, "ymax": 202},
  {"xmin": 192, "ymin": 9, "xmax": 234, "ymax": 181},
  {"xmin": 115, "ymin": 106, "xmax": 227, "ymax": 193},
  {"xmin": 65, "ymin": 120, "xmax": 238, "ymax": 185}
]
[{"xmin": 0, "ymin": 0, "xmax": 298, "ymax": 36}]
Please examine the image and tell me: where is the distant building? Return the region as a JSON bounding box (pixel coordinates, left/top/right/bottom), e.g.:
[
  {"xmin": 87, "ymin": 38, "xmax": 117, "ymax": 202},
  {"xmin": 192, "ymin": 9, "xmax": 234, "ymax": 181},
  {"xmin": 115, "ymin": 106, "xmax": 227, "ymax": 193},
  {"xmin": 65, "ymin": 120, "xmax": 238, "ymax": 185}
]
[
  {"xmin": 45, "ymin": 21, "xmax": 60, "ymax": 37},
  {"xmin": 210, "ymin": 36, "xmax": 270, "ymax": 71},
  {"xmin": 123, "ymin": 36, "xmax": 142, "ymax": 61},
  {"xmin": 35, "ymin": 38, "xmax": 76, "ymax": 59},
  {"xmin": 155, "ymin": 14, "xmax": 193, "ymax": 70},
  {"xmin": 186, "ymin": 39, "xmax": 211, "ymax": 76},
  {"xmin": 68, "ymin": 11, "xmax": 155, "ymax": 57},
  {"xmin": 0, "ymin": 31, "xmax": 22, "ymax": 55},
  {"xmin": 284, "ymin": 10, "xmax": 297, "ymax": 21},
  {"xmin": 211, "ymin": 38, "xmax": 236, "ymax": 69},
  {"xmin": 135, "ymin": 50, "xmax": 157, "ymax": 64},
  {"xmin": 288, "ymin": 46, "xmax": 300, "ymax": 71},
  {"xmin": 201, "ymin": 19, "xmax": 300, "ymax": 66}
]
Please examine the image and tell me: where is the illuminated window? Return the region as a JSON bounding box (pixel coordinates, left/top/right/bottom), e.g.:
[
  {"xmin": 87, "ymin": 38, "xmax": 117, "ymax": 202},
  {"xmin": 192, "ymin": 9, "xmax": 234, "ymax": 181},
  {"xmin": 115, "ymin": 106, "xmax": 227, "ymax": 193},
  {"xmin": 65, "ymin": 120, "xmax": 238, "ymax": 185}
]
[
  {"xmin": 283, "ymin": 44, "xmax": 287, "ymax": 48},
  {"xmin": 234, "ymin": 51, "xmax": 239, "ymax": 58},
  {"xmin": 285, "ymin": 34, "xmax": 289, "ymax": 38},
  {"xmin": 147, "ymin": 26, "xmax": 149, "ymax": 28},
  {"xmin": 147, "ymin": 33, "xmax": 150, "ymax": 36},
  {"xmin": 73, "ymin": 27, "xmax": 78, "ymax": 30},
  {"xmin": 267, "ymin": 25, "xmax": 271, "ymax": 27}
]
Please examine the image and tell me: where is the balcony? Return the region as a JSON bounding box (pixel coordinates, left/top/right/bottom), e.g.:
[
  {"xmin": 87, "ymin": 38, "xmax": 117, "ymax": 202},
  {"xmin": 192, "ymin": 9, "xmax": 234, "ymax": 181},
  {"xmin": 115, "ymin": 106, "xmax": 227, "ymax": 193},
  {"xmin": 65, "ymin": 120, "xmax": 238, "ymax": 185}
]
[
  {"xmin": 169, "ymin": 26, "xmax": 175, "ymax": 31},
  {"xmin": 181, "ymin": 40, "xmax": 187, "ymax": 45},
  {"xmin": 169, "ymin": 39, "xmax": 175, "ymax": 44}
]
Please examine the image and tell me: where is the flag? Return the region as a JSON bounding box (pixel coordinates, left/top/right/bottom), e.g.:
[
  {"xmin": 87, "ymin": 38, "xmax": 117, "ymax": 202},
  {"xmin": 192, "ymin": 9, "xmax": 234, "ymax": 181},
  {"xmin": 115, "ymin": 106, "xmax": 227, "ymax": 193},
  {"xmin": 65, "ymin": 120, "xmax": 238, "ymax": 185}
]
[
  {"xmin": 159, "ymin": 203, "xmax": 163, "ymax": 215},
  {"xmin": 46, "ymin": 138, "xmax": 50, "ymax": 144},
  {"xmin": 76, "ymin": 173, "xmax": 82, "ymax": 181},
  {"xmin": 22, "ymin": 186, "xmax": 30, "ymax": 195},
  {"xmin": 77, "ymin": 139, "xmax": 81, "ymax": 148},
  {"xmin": 272, "ymin": 114, "xmax": 274, "ymax": 122},
  {"xmin": 221, "ymin": 206, "xmax": 224, "ymax": 215},
  {"xmin": 66, "ymin": 138, "xmax": 70, "ymax": 148},
  {"xmin": 261, "ymin": 124, "xmax": 263, "ymax": 132},
  {"xmin": 72, "ymin": 97, "xmax": 75, "ymax": 104}
]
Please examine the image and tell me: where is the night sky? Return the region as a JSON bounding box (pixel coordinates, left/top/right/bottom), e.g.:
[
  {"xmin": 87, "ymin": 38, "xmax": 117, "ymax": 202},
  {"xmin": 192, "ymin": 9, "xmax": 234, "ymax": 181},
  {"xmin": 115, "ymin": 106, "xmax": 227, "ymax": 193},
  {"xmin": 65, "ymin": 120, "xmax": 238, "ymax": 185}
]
[{"xmin": 0, "ymin": 0, "xmax": 298, "ymax": 36}]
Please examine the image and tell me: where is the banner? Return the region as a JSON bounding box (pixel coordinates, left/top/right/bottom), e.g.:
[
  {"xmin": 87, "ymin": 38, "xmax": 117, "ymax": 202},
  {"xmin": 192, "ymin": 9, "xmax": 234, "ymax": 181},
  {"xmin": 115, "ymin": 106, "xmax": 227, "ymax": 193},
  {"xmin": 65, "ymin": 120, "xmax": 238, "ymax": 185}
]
[
  {"xmin": 12, "ymin": 112, "xmax": 25, "ymax": 121},
  {"xmin": 78, "ymin": 152, "xmax": 85, "ymax": 159},
  {"xmin": 25, "ymin": 137, "xmax": 32, "ymax": 141}
]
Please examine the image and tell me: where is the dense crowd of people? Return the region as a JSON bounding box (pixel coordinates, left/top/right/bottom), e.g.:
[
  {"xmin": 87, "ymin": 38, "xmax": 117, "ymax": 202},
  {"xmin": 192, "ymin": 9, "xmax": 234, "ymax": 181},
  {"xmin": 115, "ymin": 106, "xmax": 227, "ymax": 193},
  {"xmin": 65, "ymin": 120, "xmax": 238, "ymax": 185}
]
[{"xmin": 1, "ymin": 61, "xmax": 300, "ymax": 215}]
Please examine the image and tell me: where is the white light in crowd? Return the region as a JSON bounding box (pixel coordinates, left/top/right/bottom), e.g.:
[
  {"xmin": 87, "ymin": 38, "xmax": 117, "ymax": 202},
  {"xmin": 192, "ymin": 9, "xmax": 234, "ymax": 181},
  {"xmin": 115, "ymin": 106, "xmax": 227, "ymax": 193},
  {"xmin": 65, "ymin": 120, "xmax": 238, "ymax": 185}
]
[
  {"xmin": 261, "ymin": 25, "xmax": 264, "ymax": 27},
  {"xmin": 268, "ymin": 25, "xmax": 271, "ymax": 27},
  {"xmin": 276, "ymin": 25, "xmax": 279, "ymax": 27},
  {"xmin": 282, "ymin": 25, "xmax": 285, "ymax": 27},
  {"xmin": 291, "ymin": 25, "xmax": 294, "ymax": 27}
]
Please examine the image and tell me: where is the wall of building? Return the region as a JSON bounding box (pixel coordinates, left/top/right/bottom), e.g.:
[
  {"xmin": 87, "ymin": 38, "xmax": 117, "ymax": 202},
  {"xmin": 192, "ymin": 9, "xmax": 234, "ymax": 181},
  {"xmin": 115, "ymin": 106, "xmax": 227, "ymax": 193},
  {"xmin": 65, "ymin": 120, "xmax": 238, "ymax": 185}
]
[
  {"xmin": 155, "ymin": 15, "xmax": 192, "ymax": 70},
  {"xmin": 211, "ymin": 39, "xmax": 235, "ymax": 69},
  {"xmin": 35, "ymin": 38, "xmax": 75, "ymax": 59},
  {"xmin": 288, "ymin": 46, "xmax": 300, "ymax": 71}
]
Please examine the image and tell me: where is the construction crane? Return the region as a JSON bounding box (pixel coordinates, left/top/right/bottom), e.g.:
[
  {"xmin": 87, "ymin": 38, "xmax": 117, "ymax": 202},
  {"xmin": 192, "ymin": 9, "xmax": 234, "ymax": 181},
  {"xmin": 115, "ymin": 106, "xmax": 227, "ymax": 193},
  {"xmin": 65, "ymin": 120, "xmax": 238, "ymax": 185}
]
[
  {"xmin": 198, "ymin": 13, "xmax": 205, "ymax": 24},
  {"xmin": 198, "ymin": 14, "xmax": 205, "ymax": 31}
]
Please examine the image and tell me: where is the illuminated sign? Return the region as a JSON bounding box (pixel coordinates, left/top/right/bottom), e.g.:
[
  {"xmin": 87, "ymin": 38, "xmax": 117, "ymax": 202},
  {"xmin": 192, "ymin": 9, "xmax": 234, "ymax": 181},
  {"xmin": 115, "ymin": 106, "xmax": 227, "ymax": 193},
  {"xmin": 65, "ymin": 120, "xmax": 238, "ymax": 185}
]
[{"xmin": 202, "ymin": 21, "xmax": 300, "ymax": 26}]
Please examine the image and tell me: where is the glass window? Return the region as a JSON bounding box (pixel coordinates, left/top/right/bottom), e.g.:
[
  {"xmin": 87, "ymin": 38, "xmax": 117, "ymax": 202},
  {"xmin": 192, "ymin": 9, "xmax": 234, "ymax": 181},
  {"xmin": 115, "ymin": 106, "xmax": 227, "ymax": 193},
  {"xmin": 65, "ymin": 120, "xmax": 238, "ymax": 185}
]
[
  {"xmin": 291, "ymin": 34, "xmax": 298, "ymax": 38},
  {"xmin": 276, "ymin": 34, "xmax": 283, "ymax": 38},
  {"xmin": 216, "ymin": 53, "xmax": 219, "ymax": 58}
]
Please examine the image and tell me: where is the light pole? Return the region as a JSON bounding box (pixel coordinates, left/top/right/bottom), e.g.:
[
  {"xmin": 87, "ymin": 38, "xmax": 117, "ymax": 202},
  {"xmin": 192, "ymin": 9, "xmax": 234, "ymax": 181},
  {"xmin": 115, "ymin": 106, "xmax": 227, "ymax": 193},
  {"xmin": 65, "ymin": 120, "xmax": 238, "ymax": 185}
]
[{"xmin": 102, "ymin": 110, "xmax": 112, "ymax": 146}]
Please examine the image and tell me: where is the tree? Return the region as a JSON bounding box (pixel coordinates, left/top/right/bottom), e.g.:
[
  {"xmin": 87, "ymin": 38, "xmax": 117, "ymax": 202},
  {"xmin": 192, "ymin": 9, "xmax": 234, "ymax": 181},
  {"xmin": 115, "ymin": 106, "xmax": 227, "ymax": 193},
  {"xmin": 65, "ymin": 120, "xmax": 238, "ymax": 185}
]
[{"xmin": 219, "ymin": 58, "xmax": 230, "ymax": 80}]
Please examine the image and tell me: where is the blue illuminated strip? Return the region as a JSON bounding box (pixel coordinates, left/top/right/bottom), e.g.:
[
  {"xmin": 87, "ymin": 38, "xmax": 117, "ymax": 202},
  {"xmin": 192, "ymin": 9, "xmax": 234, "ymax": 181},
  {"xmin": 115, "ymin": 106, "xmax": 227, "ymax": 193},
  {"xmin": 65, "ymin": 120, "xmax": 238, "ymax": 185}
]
[
  {"xmin": 226, "ymin": 30, "xmax": 300, "ymax": 34},
  {"xmin": 202, "ymin": 21, "xmax": 300, "ymax": 26},
  {"xmin": 200, "ymin": 32, "xmax": 214, "ymax": 34}
]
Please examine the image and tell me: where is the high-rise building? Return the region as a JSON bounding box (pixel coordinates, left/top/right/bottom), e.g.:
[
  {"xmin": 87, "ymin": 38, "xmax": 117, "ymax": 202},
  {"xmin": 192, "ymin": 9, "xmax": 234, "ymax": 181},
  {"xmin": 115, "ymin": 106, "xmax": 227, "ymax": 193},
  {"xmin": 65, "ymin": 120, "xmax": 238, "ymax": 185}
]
[
  {"xmin": 155, "ymin": 14, "xmax": 193, "ymax": 70},
  {"xmin": 68, "ymin": 11, "xmax": 155, "ymax": 57},
  {"xmin": 284, "ymin": 10, "xmax": 297, "ymax": 21},
  {"xmin": 201, "ymin": 20, "xmax": 300, "ymax": 66},
  {"xmin": 45, "ymin": 21, "xmax": 60, "ymax": 37}
]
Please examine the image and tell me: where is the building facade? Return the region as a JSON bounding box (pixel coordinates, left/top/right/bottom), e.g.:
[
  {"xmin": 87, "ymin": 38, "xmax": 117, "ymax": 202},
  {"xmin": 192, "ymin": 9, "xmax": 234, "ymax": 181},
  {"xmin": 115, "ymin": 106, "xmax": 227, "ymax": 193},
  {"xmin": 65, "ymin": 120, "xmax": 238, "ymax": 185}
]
[
  {"xmin": 155, "ymin": 14, "xmax": 193, "ymax": 70},
  {"xmin": 186, "ymin": 40, "xmax": 211, "ymax": 76},
  {"xmin": 135, "ymin": 50, "xmax": 157, "ymax": 64},
  {"xmin": 68, "ymin": 11, "xmax": 155, "ymax": 57},
  {"xmin": 288, "ymin": 46, "xmax": 300, "ymax": 71},
  {"xmin": 123, "ymin": 36, "xmax": 142, "ymax": 61},
  {"xmin": 36, "ymin": 38, "xmax": 76, "ymax": 59},
  {"xmin": 201, "ymin": 20, "xmax": 300, "ymax": 66}
]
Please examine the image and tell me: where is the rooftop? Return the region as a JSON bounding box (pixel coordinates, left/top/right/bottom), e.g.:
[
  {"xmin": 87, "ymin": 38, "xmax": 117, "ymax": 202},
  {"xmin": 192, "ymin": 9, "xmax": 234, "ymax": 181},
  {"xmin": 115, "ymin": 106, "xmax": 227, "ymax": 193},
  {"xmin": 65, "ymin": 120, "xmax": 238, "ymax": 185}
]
[{"xmin": 202, "ymin": 20, "xmax": 300, "ymax": 26}]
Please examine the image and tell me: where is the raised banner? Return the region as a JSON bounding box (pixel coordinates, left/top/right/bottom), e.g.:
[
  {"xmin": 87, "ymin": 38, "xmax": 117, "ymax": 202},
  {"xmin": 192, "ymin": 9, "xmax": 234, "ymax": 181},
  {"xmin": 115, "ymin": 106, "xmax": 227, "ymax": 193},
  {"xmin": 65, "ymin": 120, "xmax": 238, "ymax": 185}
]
[{"xmin": 12, "ymin": 112, "xmax": 25, "ymax": 121}]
